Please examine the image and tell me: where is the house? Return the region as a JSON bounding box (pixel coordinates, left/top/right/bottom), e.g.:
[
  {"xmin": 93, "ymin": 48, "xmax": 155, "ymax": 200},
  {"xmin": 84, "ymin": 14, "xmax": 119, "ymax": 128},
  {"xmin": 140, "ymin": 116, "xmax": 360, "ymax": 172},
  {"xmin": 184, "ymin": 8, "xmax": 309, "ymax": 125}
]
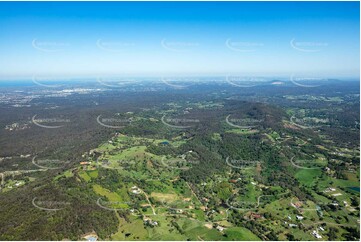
[
  {"xmin": 332, "ymin": 193, "xmax": 342, "ymax": 197},
  {"xmin": 331, "ymin": 201, "xmax": 339, "ymax": 206},
  {"xmin": 88, "ymin": 166, "xmax": 96, "ymax": 171},
  {"xmin": 216, "ymin": 225, "xmax": 225, "ymax": 232},
  {"xmin": 294, "ymin": 201, "xmax": 303, "ymax": 208},
  {"xmin": 296, "ymin": 215, "xmax": 304, "ymax": 220},
  {"xmin": 324, "ymin": 187, "xmax": 336, "ymax": 193},
  {"xmin": 132, "ymin": 189, "xmax": 141, "ymax": 194},
  {"xmin": 251, "ymin": 213, "xmax": 262, "ymax": 219},
  {"xmin": 289, "ymin": 224, "xmax": 298, "ymax": 228},
  {"xmin": 143, "ymin": 217, "xmax": 158, "ymax": 227},
  {"xmin": 200, "ymin": 206, "xmax": 207, "ymax": 211},
  {"xmin": 312, "ymin": 230, "xmax": 322, "ymax": 239},
  {"xmin": 318, "ymin": 226, "xmax": 325, "ymax": 232},
  {"xmin": 20, "ymin": 154, "xmax": 31, "ymax": 158},
  {"xmin": 317, "ymin": 209, "xmax": 324, "ymax": 217},
  {"xmin": 80, "ymin": 161, "xmax": 91, "ymax": 165},
  {"xmin": 131, "ymin": 186, "xmax": 141, "ymax": 194}
]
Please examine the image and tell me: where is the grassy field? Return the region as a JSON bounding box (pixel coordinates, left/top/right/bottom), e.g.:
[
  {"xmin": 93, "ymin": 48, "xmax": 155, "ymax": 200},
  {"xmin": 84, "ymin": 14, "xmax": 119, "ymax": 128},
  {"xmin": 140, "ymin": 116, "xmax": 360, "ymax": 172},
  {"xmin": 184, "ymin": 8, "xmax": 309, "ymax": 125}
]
[
  {"xmin": 75, "ymin": 125, "xmax": 359, "ymax": 241},
  {"xmin": 224, "ymin": 227, "xmax": 261, "ymax": 241},
  {"xmin": 88, "ymin": 170, "xmax": 98, "ymax": 178},
  {"xmin": 93, "ymin": 184, "xmax": 122, "ymax": 202},
  {"xmin": 79, "ymin": 170, "xmax": 91, "ymax": 182},
  {"xmin": 295, "ymin": 169, "xmax": 322, "ymax": 187},
  {"xmin": 54, "ymin": 169, "xmax": 73, "ymax": 181},
  {"xmin": 151, "ymin": 192, "xmax": 178, "ymax": 203},
  {"xmin": 111, "ymin": 216, "xmax": 148, "ymax": 240}
]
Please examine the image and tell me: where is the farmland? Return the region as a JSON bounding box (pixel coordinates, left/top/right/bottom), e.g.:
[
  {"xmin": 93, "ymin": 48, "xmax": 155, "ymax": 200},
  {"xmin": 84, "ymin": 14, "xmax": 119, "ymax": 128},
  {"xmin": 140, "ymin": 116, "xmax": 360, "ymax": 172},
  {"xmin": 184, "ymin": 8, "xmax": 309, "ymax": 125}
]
[{"xmin": 0, "ymin": 79, "xmax": 359, "ymax": 240}]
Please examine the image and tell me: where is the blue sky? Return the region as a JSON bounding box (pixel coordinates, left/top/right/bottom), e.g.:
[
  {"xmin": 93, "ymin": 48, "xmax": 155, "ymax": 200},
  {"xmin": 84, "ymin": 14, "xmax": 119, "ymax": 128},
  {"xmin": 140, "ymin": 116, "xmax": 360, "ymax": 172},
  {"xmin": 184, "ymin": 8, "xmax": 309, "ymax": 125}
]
[{"xmin": 0, "ymin": 1, "xmax": 359, "ymax": 79}]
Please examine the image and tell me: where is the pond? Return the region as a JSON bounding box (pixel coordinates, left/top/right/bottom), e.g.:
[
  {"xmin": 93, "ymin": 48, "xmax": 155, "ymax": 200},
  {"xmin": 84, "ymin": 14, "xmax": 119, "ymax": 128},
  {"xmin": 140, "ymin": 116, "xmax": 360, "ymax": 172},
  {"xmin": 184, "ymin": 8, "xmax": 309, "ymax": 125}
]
[{"xmin": 348, "ymin": 187, "xmax": 360, "ymax": 193}]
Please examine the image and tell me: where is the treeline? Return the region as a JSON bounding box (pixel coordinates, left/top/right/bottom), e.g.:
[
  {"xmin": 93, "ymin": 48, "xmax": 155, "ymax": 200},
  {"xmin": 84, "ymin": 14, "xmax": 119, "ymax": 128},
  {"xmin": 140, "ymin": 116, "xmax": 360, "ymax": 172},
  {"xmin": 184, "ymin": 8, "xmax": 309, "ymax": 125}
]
[{"xmin": 0, "ymin": 174, "xmax": 119, "ymax": 240}]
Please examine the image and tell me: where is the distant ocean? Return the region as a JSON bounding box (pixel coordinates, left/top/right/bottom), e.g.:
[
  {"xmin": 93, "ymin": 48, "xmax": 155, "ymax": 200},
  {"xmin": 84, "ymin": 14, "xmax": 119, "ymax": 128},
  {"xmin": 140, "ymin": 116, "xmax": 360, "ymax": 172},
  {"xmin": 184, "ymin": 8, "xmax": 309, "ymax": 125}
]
[{"xmin": 0, "ymin": 80, "xmax": 36, "ymax": 87}]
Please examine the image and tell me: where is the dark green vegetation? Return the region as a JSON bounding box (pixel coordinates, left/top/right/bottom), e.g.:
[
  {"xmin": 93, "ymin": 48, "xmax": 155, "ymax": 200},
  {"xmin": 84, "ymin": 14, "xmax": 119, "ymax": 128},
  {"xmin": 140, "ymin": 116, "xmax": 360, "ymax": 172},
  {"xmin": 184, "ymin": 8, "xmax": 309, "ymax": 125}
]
[{"xmin": 0, "ymin": 79, "xmax": 359, "ymax": 240}]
